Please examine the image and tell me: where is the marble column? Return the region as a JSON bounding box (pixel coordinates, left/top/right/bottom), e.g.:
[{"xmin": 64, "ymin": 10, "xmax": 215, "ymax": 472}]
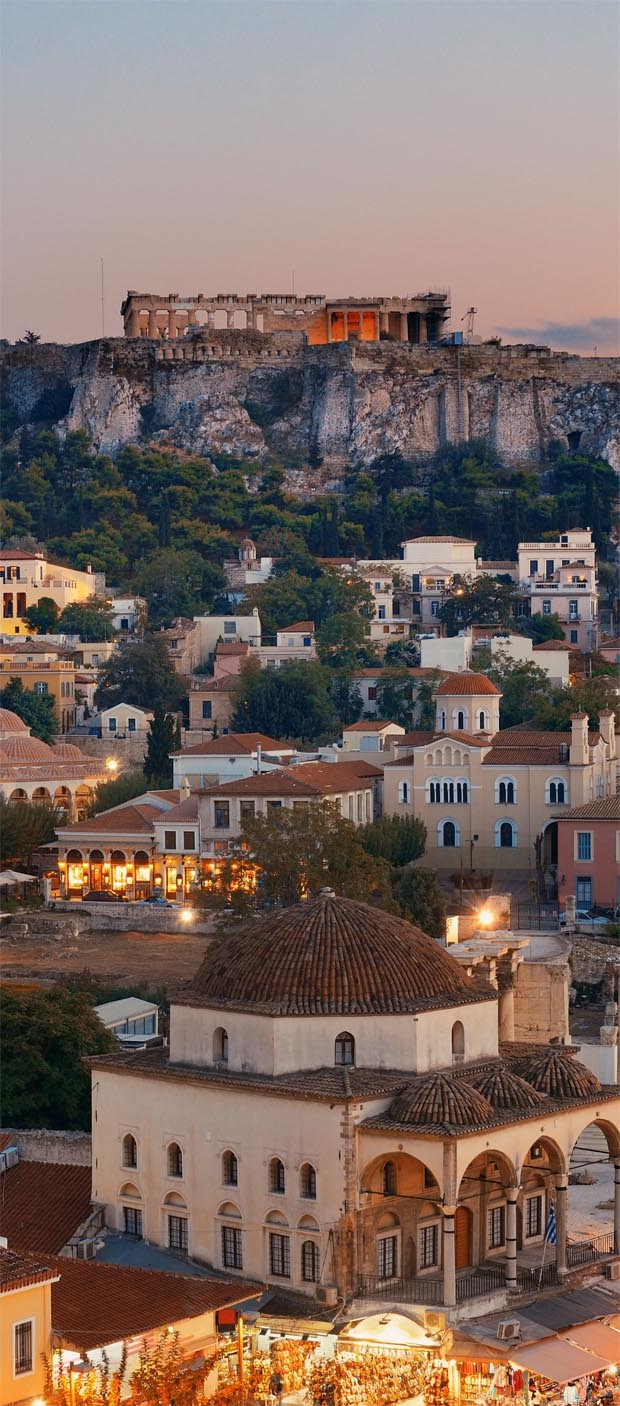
[
  {"xmin": 147, "ymin": 309, "xmax": 158, "ymax": 338},
  {"xmin": 125, "ymin": 306, "xmax": 140, "ymax": 337},
  {"xmin": 326, "ymin": 310, "xmax": 332, "ymax": 343},
  {"xmin": 505, "ymin": 1187, "xmax": 518, "ymax": 1290},
  {"xmin": 207, "ymin": 310, "xmax": 215, "ymax": 329},
  {"xmin": 614, "ymin": 1158, "xmax": 620, "ymax": 1253},
  {"xmin": 498, "ymin": 984, "xmax": 516, "ymax": 1042},
  {"xmin": 442, "ymin": 1208, "xmax": 456, "ymax": 1307},
  {"xmin": 168, "ymin": 308, "xmax": 178, "ymax": 338},
  {"xmin": 343, "ymin": 310, "xmax": 349, "ymax": 341},
  {"xmin": 226, "ymin": 310, "xmax": 235, "ymax": 329},
  {"xmin": 556, "ymin": 1173, "xmax": 568, "ymax": 1278},
  {"xmin": 375, "ymin": 311, "xmax": 381, "ymax": 340},
  {"xmin": 380, "ymin": 311, "xmax": 390, "ymax": 335},
  {"xmin": 186, "ymin": 309, "xmax": 197, "ymax": 329},
  {"xmin": 400, "ymin": 311, "xmax": 408, "ymax": 342},
  {"xmin": 419, "ymin": 314, "xmax": 427, "ymax": 344}
]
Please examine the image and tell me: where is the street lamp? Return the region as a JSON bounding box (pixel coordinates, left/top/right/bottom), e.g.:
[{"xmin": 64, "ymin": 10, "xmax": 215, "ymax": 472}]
[
  {"xmin": 68, "ymin": 1360, "xmax": 89, "ymax": 1406},
  {"xmin": 470, "ymin": 832, "xmax": 479, "ymax": 872},
  {"xmin": 105, "ymin": 756, "xmax": 118, "ymax": 774}
]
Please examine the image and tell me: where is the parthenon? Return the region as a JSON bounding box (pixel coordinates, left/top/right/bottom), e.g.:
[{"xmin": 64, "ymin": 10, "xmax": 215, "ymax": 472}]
[{"xmin": 120, "ymin": 290, "xmax": 450, "ymax": 344}]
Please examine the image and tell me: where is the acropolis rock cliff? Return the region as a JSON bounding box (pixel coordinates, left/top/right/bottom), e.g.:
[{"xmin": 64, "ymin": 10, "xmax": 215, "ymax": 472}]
[{"xmin": 2, "ymin": 334, "xmax": 618, "ymax": 481}]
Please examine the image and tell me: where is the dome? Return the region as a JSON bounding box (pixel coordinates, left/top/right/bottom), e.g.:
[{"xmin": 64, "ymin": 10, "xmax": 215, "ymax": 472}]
[
  {"xmin": 516, "ymin": 1048, "xmax": 602, "ymax": 1100},
  {"xmin": 388, "ymin": 1073, "xmax": 494, "ymax": 1129},
  {"xmin": 470, "ymin": 1065, "xmax": 545, "ymax": 1111},
  {"xmin": 0, "ymin": 708, "xmax": 29, "ymax": 737},
  {"xmin": 188, "ymin": 893, "xmax": 478, "ymax": 1016},
  {"xmin": 435, "ymin": 672, "xmax": 501, "ymax": 697},
  {"xmin": 52, "ymin": 742, "xmax": 87, "ymax": 760},
  {"xmin": 0, "ymin": 735, "xmax": 53, "ymax": 763}
]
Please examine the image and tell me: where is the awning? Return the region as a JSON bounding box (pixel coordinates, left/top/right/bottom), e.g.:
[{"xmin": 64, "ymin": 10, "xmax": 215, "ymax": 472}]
[
  {"xmin": 510, "ymin": 1337, "xmax": 609, "ymax": 1383},
  {"xmin": 563, "ymin": 1318, "xmax": 620, "ymax": 1361},
  {"xmin": 0, "ymin": 869, "xmax": 36, "ymax": 883}
]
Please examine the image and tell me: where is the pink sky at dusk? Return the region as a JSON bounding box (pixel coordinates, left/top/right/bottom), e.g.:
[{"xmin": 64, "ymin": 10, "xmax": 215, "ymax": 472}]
[{"xmin": 1, "ymin": 0, "xmax": 618, "ymax": 354}]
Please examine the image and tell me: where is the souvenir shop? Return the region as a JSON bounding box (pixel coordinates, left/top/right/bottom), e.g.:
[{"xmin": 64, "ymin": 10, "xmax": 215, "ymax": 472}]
[{"xmin": 451, "ymin": 1327, "xmax": 619, "ymax": 1406}]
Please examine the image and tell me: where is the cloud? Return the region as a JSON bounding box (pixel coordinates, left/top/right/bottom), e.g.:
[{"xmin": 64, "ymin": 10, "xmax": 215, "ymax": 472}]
[{"xmin": 493, "ymin": 317, "xmax": 619, "ymax": 353}]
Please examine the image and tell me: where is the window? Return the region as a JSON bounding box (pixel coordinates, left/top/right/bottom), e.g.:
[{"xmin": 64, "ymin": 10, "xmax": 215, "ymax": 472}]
[
  {"xmin": 382, "ymin": 1161, "xmax": 397, "ymax": 1196},
  {"xmin": 202, "ymin": 700, "xmax": 212, "ymax": 720},
  {"xmin": 269, "ymin": 1158, "xmax": 286, "ymax": 1194},
  {"xmin": 419, "ymin": 1223, "xmax": 439, "ymax": 1269},
  {"xmin": 35, "ymin": 681, "xmax": 48, "ymax": 695},
  {"xmin": 451, "ymin": 1021, "xmax": 465, "ymax": 1063},
  {"xmin": 577, "ymin": 831, "xmax": 592, "ymax": 861},
  {"xmin": 122, "ymin": 1133, "xmax": 137, "ymax": 1169},
  {"xmin": 570, "ymin": 630, "xmax": 578, "ymax": 643},
  {"xmin": 439, "ymin": 710, "xmax": 446, "ymax": 730},
  {"xmin": 168, "ymin": 1215, "xmax": 188, "ymax": 1252},
  {"xmin": 397, "ymin": 779, "xmax": 410, "ymax": 805},
  {"xmin": 529, "ymin": 559, "xmax": 538, "ymax": 576},
  {"xmin": 335, "ymin": 1032, "xmax": 355, "ymax": 1066},
  {"xmin": 14, "ymin": 1321, "xmax": 33, "ymax": 1375},
  {"xmin": 222, "ymin": 1150, "xmax": 238, "ymax": 1186},
  {"xmin": 487, "ymin": 1204, "xmax": 506, "ymax": 1249},
  {"xmin": 576, "ymin": 876, "xmax": 593, "ymax": 905},
  {"xmin": 497, "ymin": 779, "xmax": 515, "ymax": 804},
  {"xmin": 183, "ymin": 830, "xmax": 196, "ymax": 850},
  {"xmin": 224, "ymin": 621, "xmax": 236, "ymax": 634},
  {"xmin": 569, "ymin": 600, "xmax": 578, "ymax": 620},
  {"xmin": 545, "ymin": 560, "xmax": 555, "ymax": 580},
  {"xmin": 300, "ymin": 1163, "xmax": 317, "ymax": 1199},
  {"xmin": 123, "ymin": 1206, "xmax": 143, "ymax": 1236},
  {"xmin": 164, "ymin": 830, "xmax": 176, "ymax": 849},
  {"xmin": 497, "ymin": 820, "xmax": 516, "ymax": 848},
  {"xmin": 429, "ymin": 780, "xmax": 441, "ymax": 803},
  {"xmin": 128, "ymin": 717, "xmax": 136, "ymax": 732},
  {"xmin": 214, "ymin": 801, "xmax": 230, "ymax": 829},
  {"xmin": 367, "ymin": 686, "xmax": 377, "ymax": 702},
  {"xmin": 478, "ymin": 711, "xmax": 487, "ymax": 730},
  {"xmin": 378, "ymin": 605, "xmax": 386, "ymax": 620},
  {"xmin": 525, "ymin": 1194, "xmax": 543, "ymax": 1239},
  {"xmin": 269, "ymin": 1232, "xmax": 291, "ymax": 1277},
  {"xmin": 547, "ymin": 779, "xmax": 566, "ymax": 804},
  {"xmin": 222, "ymin": 1224, "xmax": 243, "ymax": 1269},
  {"xmin": 302, "ymin": 1239, "xmax": 320, "ymax": 1282},
  {"xmin": 108, "ymin": 716, "xmax": 117, "ymax": 731},
  {"xmin": 542, "ymin": 600, "xmax": 551, "ymax": 615},
  {"xmin": 240, "ymin": 800, "xmax": 255, "ymax": 822},
  {"xmin": 456, "ymin": 781, "xmax": 469, "ymax": 803},
  {"xmin": 167, "ymin": 1142, "xmax": 183, "ymax": 1178},
  {"xmin": 440, "ymin": 820, "xmax": 459, "ymax": 848},
  {"xmin": 267, "ymin": 799, "xmax": 282, "ymax": 811},
  {"xmin": 377, "ymin": 1234, "xmax": 398, "ymax": 1278},
  {"xmin": 213, "ymin": 1027, "xmax": 229, "ymax": 1063},
  {"xmin": 443, "ymin": 781, "xmax": 454, "ymax": 804},
  {"xmin": 456, "ymin": 711, "xmax": 465, "ymax": 730}
]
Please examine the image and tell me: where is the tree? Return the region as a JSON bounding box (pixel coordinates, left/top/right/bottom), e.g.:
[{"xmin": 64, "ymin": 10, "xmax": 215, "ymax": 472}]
[
  {"xmin": 360, "ymin": 814, "xmax": 427, "ymax": 867},
  {"xmin": 22, "ymin": 596, "xmax": 60, "ymax": 635},
  {"xmin": 514, "ymin": 612, "xmax": 565, "ymax": 644},
  {"xmin": 127, "ymin": 1331, "xmax": 219, "ymax": 1406},
  {"xmin": 374, "ymin": 668, "xmax": 417, "ymax": 728},
  {"xmin": 133, "ymin": 548, "xmax": 224, "ymax": 626},
  {"xmin": 392, "ymin": 866, "xmax": 447, "ymax": 940},
  {"xmin": 90, "ymin": 768, "xmax": 147, "ymax": 816},
  {"xmin": 0, "ymin": 987, "xmax": 115, "ymax": 1129},
  {"xmin": 0, "ymin": 676, "xmax": 57, "ymax": 742},
  {"xmin": 0, "ymin": 797, "xmax": 60, "ymax": 866},
  {"xmin": 58, "ymin": 596, "xmax": 115, "ymax": 641},
  {"xmin": 231, "ymin": 658, "xmax": 338, "ymax": 744},
  {"xmin": 224, "ymin": 803, "xmax": 394, "ymax": 911},
  {"xmin": 21, "ymin": 329, "xmax": 41, "ymax": 344},
  {"xmin": 94, "ymin": 636, "xmax": 185, "ymax": 713},
  {"xmin": 439, "ymin": 575, "xmax": 515, "ymax": 635},
  {"xmin": 144, "ymin": 705, "xmax": 177, "ymax": 786},
  {"xmin": 480, "ymin": 650, "xmax": 559, "ymax": 728},
  {"xmin": 316, "ymin": 612, "xmax": 373, "ymax": 670}
]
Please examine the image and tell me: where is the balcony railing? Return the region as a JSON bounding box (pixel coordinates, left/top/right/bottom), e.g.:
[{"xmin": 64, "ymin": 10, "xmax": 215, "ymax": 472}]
[
  {"xmin": 355, "ymin": 1274, "xmax": 443, "ymax": 1304},
  {"xmin": 566, "ymin": 1232, "xmax": 614, "ymax": 1266}
]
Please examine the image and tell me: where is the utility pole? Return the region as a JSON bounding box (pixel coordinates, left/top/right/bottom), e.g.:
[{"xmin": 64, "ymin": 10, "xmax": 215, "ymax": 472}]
[
  {"xmin": 461, "ymin": 306, "xmax": 477, "ymax": 337},
  {"xmin": 100, "ymin": 258, "xmax": 105, "ymax": 337}
]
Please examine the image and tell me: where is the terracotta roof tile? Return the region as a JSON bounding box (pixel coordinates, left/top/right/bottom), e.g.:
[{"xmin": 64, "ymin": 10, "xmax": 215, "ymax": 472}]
[
  {"xmin": 202, "ymin": 762, "xmax": 379, "ymax": 799},
  {"xmin": 48, "ymin": 1255, "xmax": 260, "ymax": 1351},
  {"xmin": 435, "ymin": 672, "xmax": 501, "ymax": 697},
  {"xmin": 0, "ymin": 1246, "xmax": 60, "ymax": 1293},
  {"xmin": 387, "ymin": 1073, "xmax": 495, "ymax": 1130},
  {"xmin": 403, "ymin": 535, "xmax": 474, "ymax": 544},
  {"xmin": 280, "ymin": 621, "xmax": 314, "ymax": 633},
  {"xmin": 0, "ymin": 708, "xmax": 29, "ymax": 734},
  {"xmin": 343, "ymin": 720, "xmax": 402, "ymax": 732},
  {"xmin": 0, "ymin": 1161, "xmax": 93, "ymax": 1255},
  {"xmin": 554, "ymin": 796, "xmax": 620, "ymax": 821},
  {"xmin": 215, "ymin": 641, "xmax": 250, "ymax": 655},
  {"xmin": 174, "ymin": 733, "xmax": 287, "ymax": 758},
  {"xmin": 57, "ymin": 803, "xmax": 160, "ymax": 836},
  {"xmin": 153, "ymin": 794, "xmax": 199, "ymax": 823}
]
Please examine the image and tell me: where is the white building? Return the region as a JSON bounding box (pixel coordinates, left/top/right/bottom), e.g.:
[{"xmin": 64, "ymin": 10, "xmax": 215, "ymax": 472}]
[
  {"xmin": 97, "ymin": 703, "xmax": 153, "ymax": 738},
  {"xmin": 171, "ymin": 733, "xmax": 296, "ymax": 792},
  {"xmin": 515, "ymin": 529, "xmax": 598, "ymax": 651},
  {"xmin": 94, "ymin": 996, "xmax": 160, "ymax": 1049},
  {"xmin": 193, "ymin": 610, "xmax": 262, "ymax": 664}
]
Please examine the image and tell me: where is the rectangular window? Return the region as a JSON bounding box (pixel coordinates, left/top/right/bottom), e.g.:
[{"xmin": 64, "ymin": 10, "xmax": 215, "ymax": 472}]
[
  {"xmin": 214, "ymin": 801, "xmax": 230, "ymax": 829},
  {"xmin": 529, "ymin": 559, "xmax": 539, "ymax": 576},
  {"xmin": 164, "ymin": 830, "xmax": 176, "ymax": 849},
  {"xmin": 419, "ymin": 1223, "xmax": 439, "ymax": 1269},
  {"xmin": 35, "ymin": 681, "xmax": 48, "ymax": 695},
  {"xmin": 222, "ymin": 1225, "xmax": 243, "ymax": 1270},
  {"xmin": 570, "ymin": 630, "xmax": 578, "ymax": 643},
  {"xmin": 378, "ymin": 605, "xmax": 386, "ymax": 620},
  {"xmin": 526, "ymin": 1194, "xmax": 543, "ymax": 1239},
  {"xmin": 487, "ymin": 1204, "xmax": 506, "ymax": 1250},
  {"xmin": 14, "ymin": 1320, "xmax": 33, "ymax": 1375},
  {"xmin": 267, "ymin": 800, "xmax": 282, "ymax": 811},
  {"xmin": 367, "ymin": 687, "xmax": 377, "ymax": 701},
  {"xmin": 377, "ymin": 1234, "xmax": 398, "ymax": 1279},
  {"xmin": 545, "ymin": 559, "xmax": 554, "ymax": 579},
  {"xmin": 168, "ymin": 1215, "xmax": 188, "ymax": 1251},
  {"xmin": 569, "ymin": 600, "xmax": 578, "ymax": 620},
  {"xmin": 128, "ymin": 717, "xmax": 136, "ymax": 732},
  {"xmin": 576, "ymin": 876, "xmax": 593, "ymax": 905},
  {"xmin": 108, "ymin": 716, "xmax": 117, "ymax": 731},
  {"xmin": 202, "ymin": 701, "xmax": 212, "ymax": 720},
  {"xmin": 431, "ymin": 601, "xmax": 439, "ymax": 617},
  {"xmin": 240, "ymin": 800, "xmax": 255, "ymax": 822},
  {"xmin": 576, "ymin": 831, "xmax": 592, "ymax": 861},
  {"xmin": 269, "ymin": 1232, "xmax": 290, "ymax": 1278},
  {"xmin": 224, "ymin": 621, "xmax": 236, "ymax": 634},
  {"xmin": 123, "ymin": 1206, "xmax": 143, "ymax": 1237},
  {"xmin": 542, "ymin": 600, "xmax": 551, "ymax": 615},
  {"xmin": 183, "ymin": 830, "xmax": 196, "ymax": 850},
  {"xmin": 411, "ymin": 573, "xmax": 421, "ymax": 593}
]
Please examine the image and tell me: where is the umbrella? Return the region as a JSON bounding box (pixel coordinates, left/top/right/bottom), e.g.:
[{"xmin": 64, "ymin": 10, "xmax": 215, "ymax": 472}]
[{"xmin": 0, "ymin": 870, "xmax": 37, "ymax": 884}]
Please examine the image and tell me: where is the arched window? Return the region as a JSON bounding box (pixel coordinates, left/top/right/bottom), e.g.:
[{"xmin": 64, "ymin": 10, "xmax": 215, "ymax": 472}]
[
  {"xmin": 122, "ymin": 1133, "xmax": 137, "ymax": 1169},
  {"xmin": 456, "ymin": 709, "xmax": 467, "ymax": 732},
  {"xmin": 300, "ymin": 1163, "xmax": 317, "ymax": 1199},
  {"xmin": 213, "ymin": 1027, "xmax": 229, "ymax": 1064},
  {"xmin": 301, "ymin": 1240, "xmax": 320, "ymax": 1282},
  {"xmin": 167, "ymin": 1142, "xmax": 183, "ymax": 1178},
  {"xmin": 397, "ymin": 780, "xmax": 409, "ymax": 804},
  {"xmin": 222, "ymin": 1150, "xmax": 238, "ymax": 1186},
  {"xmin": 429, "ymin": 780, "xmax": 441, "ymax": 803},
  {"xmin": 269, "ymin": 1158, "xmax": 286, "ymax": 1194},
  {"xmin": 451, "ymin": 1021, "xmax": 465, "ymax": 1064},
  {"xmin": 164, "ymin": 1192, "xmax": 189, "ymax": 1253},
  {"xmin": 443, "ymin": 781, "xmax": 455, "ymax": 804},
  {"xmin": 497, "ymin": 778, "xmax": 516, "ymax": 805},
  {"xmin": 335, "ymin": 1032, "xmax": 355, "ymax": 1066},
  {"xmin": 546, "ymin": 778, "xmax": 567, "ymax": 804},
  {"xmin": 478, "ymin": 710, "xmax": 488, "ymax": 731},
  {"xmin": 438, "ymin": 710, "xmax": 447, "ymax": 731},
  {"xmin": 495, "ymin": 820, "xmax": 517, "ymax": 848},
  {"xmin": 456, "ymin": 780, "xmax": 469, "ymax": 804},
  {"xmin": 438, "ymin": 819, "xmax": 460, "ymax": 848},
  {"xmin": 119, "ymin": 1182, "xmax": 142, "ymax": 1237},
  {"xmin": 383, "ymin": 1161, "xmax": 397, "ymax": 1196}
]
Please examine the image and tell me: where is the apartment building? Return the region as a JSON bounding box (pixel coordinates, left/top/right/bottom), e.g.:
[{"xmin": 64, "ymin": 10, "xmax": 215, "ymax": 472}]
[
  {"xmin": 0, "ymin": 549, "xmax": 105, "ymax": 636},
  {"xmin": 0, "ymin": 655, "xmax": 77, "ymax": 731},
  {"xmin": 515, "ymin": 529, "xmax": 598, "ymax": 651}
]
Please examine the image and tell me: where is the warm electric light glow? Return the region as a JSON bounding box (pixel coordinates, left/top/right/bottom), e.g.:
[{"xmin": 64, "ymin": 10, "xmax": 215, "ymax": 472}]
[
  {"xmin": 477, "ymin": 908, "xmax": 494, "ymax": 928},
  {"xmin": 180, "ymin": 907, "xmax": 194, "ymax": 923},
  {"xmin": 105, "ymin": 757, "xmax": 119, "ymax": 773}
]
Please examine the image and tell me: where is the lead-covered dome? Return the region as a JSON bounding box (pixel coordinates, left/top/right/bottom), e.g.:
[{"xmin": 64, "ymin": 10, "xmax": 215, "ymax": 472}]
[
  {"xmin": 188, "ymin": 893, "xmax": 481, "ymax": 1016},
  {"xmin": 516, "ymin": 1048, "xmax": 602, "ymax": 1100},
  {"xmin": 388, "ymin": 1073, "xmax": 494, "ymax": 1129},
  {"xmin": 470, "ymin": 1065, "xmax": 545, "ymax": 1111}
]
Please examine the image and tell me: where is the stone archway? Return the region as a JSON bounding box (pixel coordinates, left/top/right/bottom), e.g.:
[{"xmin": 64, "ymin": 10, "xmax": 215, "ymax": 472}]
[{"xmin": 359, "ymin": 1151, "xmax": 443, "ymax": 1288}]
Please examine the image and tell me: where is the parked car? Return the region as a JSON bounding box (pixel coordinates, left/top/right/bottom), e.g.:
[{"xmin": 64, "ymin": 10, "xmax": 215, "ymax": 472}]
[
  {"xmin": 83, "ymin": 889, "xmax": 126, "ymax": 903},
  {"xmin": 560, "ymin": 909, "xmax": 611, "ymax": 928},
  {"xmin": 137, "ymin": 893, "xmax": 175, "ymax": 907}
]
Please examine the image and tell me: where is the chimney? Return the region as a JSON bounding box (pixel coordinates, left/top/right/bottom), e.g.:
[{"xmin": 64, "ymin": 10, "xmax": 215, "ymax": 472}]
[
  {"xmin": 86, "ymin": 563, "xmax": 92, "ymax": 574},
  {"xmin": 256, "ymin": 744, "xmax": 262, "ymax": 775},
  {"xmin": 598, "ymin": 709, "xmax": 616, "ymax": 759},
  {"xmin": 181, "ymin": 776, "xmax": 191, "ymax": 799},
  {"xmin": 569, "ymin": 712, "xmax": 589, "ymax": 767}
]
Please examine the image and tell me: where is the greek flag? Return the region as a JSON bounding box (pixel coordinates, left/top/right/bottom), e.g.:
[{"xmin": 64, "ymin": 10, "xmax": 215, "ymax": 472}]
[{"xmin": 545, "ymin": 1201, "xmax": 557, "ymax": 1245}]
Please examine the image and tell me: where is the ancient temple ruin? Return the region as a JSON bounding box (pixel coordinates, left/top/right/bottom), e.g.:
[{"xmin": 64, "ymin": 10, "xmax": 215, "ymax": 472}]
[{"xmin": 120, "ymin": 290, "xmax": 450, "ymax": 344}]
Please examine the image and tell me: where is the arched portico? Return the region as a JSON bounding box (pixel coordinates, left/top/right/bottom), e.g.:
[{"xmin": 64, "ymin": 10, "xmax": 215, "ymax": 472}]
[
  {"xmin": 568, "ymin": 1117, "xmax": 620, "ymax": 1260},
  {"xmin": 457, "ymin": 1148, "xmax": 518, "ymax": 1293},
  {"xmin": 359, "ymin": 1150, "xmax": 443, "ymax": 1290}
]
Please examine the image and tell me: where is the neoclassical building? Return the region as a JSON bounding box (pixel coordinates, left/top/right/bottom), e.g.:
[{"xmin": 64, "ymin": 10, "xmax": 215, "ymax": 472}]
[
  {"xmin": 89, "ymin": 894, "xmax": 620, "ymax": 1318},
  {"xmin": 0, "ymin": 708, "xmax": 105, "ymax": 818}
]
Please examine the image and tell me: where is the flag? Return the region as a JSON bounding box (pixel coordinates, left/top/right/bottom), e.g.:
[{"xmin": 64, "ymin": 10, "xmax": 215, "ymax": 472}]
[{"xmin": 545, "ymin": 1201, "xmax": 557, "ymax": 1245}]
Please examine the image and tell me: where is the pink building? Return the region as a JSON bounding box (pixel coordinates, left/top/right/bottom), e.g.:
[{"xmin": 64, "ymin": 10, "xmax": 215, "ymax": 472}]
[{"xmin": 557, "ymin": 795, "xmax": 620, "ymax": 911}]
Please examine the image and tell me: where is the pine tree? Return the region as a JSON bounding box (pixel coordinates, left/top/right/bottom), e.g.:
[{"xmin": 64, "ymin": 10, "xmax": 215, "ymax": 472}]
[{"xmin": 144, "ymin": 705, "xmax": 176, "ymax": 786}]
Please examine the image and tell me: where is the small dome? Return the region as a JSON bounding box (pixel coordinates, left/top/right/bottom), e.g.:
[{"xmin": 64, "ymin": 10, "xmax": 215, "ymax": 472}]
[
  {"xmin": 517, "ymin": 1048, "xmax": 602, "ymax": 1100},
  {"xmin": 0, "ymin": 708, "xmax": 29, "ymax": 737},
  {"xmin": 470, "ymin": 1065, "xmax": 545, "ymax": 1110},
  {"xmin": 52, "ymin": 742, "xmax": 87, "ymax": 760},
  {"xmin": 435, "ymin": 672, "xmax": 501, "ymax": 697},
  {"xmin": 388, "ymin": 1073, "xmax": 494, "ymax": 1129},
  {"xmin": 0, "ymin": 735, "xmax": 53, "ymax": 763},
  {"xmin": 188, "ymin": 893, "xmax": 476, "ymax": 1016}
]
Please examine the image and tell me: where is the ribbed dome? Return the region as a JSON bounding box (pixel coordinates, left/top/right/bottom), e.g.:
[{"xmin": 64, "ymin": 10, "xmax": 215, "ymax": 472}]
[
  {"xmin": 517, "ymin": 1048, "xmax": 602, "ymax": 1100},
  {"xmin": 470, "ymin": 1065, "xmax": 545, "ymax": 1110},
  {"xmin": 52, "ymin": 743, "xmax": 87, "ymax": 760},
  {"xmin": 388, "ymin": 1073, "xmax": 494, "ymax": 1129},
  {"xmin": 435, "ymin": 672, "xmax": 501, "ymax": 697},
  {"xmin": 0, "ymin": 708, "xmax": 29, "ymax": 736},
  {"xmin": 189, "ymin": 893, "xmax": 475, "ymax": 1015},
  {"xmin": 0, "ymin": 735, "xmax": 53, "ymax": 763}
]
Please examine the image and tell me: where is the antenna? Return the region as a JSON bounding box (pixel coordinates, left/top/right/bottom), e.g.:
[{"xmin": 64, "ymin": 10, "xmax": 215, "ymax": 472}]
[
  {"xmin": 100, "ymin": 258, "xmax": 105, "ymax": 338},
  {"xmin": 291, "ymin": 269, "xmax": 295, "ymax": 297},
  {"xmin": 461, "ymin": 306, "xmax": 477, "ymax": 337}
]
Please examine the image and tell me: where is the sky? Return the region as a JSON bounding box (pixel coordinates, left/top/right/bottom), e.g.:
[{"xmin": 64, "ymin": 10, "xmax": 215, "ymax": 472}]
[{"xmin": 1, "ymin": 0, "xmax": 618, "ymax": 352}]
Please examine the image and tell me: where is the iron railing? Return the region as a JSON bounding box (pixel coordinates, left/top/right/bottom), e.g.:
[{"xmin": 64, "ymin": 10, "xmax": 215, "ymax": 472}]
[
  {"xmin": 517, "ymin": 1263, "xmax": 558, "ymax": 1293},
  {"xmin": 456, "ymin": 1267, "xmax": 505, "ymax": 1301},
  {"xmin": 566, "ymin": 1233, "xmax": 614, "ymax": 1266},
  {"xmin": 355, "ymin": 1275, "xmax": 443, "ymax": 1304}
]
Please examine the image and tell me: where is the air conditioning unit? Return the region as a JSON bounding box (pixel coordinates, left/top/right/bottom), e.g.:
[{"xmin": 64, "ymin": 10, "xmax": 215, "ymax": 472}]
[
  {"xmin": 604, "ymin": 1261, "xmax": 620, "ymax": 1281},
  {"xmin": 497, "ymin": 1320, "xmax": 521, "ymax": 1342},
  {"xmin": 0, "ymin": 1147, "xmax": 18, "ymax": 1174},
  {"xmin": 76, "ymin": 1239, "xmax": 96, "ymax": 1260},
  {"xmin": 315, "ymin": 1285, "xmax": 338, "ymax": 1307},
  {"xmin": 424, "ymin": 1311, "xmax": 446, "ymax": 1333}
]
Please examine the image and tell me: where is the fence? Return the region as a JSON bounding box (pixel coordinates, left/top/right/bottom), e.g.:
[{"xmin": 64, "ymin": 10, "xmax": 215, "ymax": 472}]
[
  {"xmin": 355, "ymin": 1275, "xmax": 443, "ymax": 1304},
  {"xmin": 566, "ymin": 1232, "xmax": 614, "ymax": 1267}
]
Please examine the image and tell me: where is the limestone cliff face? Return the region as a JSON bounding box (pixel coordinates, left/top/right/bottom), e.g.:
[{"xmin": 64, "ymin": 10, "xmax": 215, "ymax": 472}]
[{"xmin": 2, "ymin": 335, "xmax": 618, "ymax": 480}]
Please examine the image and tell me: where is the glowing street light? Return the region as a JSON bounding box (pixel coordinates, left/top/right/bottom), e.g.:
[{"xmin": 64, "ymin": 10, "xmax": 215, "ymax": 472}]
[
  {"xmin": 105, "ymin": 756, "xmax": 119, "ymax": 774},
  {"xmin": 477, "ymin": 908, "xmax": 494, "ymax": 928},
  {"xmin": 180, "ymin": 907, "xmax": 194, "ymax": 924}
]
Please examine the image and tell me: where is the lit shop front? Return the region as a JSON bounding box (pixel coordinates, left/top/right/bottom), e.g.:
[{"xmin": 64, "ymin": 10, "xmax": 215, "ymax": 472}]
[
  {"xmin": 451, "ymin": 1324, "xmax": 619, "ymax": 1406},
  {"xmin": 60, "ymin": 848, "xmax": 158, "ymax": 899}
]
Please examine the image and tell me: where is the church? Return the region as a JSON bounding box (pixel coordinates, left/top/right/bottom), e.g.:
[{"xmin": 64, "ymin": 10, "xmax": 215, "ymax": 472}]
[{"xmin": 89, "ymin": 893, "xmax": 620, "ymax": 1317}]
